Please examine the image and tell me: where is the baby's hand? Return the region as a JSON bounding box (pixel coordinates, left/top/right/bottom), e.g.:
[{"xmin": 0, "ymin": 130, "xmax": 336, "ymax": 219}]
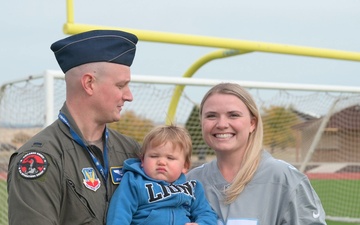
[{"xmin": 185, "ymin": 223, "xmax": 198, "ymax": 225}]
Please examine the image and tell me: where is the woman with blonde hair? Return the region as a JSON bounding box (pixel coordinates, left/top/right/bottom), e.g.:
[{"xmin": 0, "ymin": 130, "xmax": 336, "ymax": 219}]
[{"xmin": 186, "ymin": 83, "xmax": 326, "ymax": 225}]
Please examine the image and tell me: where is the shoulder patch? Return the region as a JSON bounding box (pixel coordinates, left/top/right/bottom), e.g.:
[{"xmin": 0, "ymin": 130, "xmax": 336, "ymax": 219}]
[{"xmin": 18, "ymin": 152, "xmax": 48, "ymax": 179}]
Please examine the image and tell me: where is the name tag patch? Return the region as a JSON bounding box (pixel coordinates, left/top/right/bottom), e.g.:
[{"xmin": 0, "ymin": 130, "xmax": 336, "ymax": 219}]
[{"xmin": 110, "ymin": 167, "xmax": 123, "ymax": 184}]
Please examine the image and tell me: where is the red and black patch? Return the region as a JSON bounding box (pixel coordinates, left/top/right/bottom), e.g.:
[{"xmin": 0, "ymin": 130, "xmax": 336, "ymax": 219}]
[{"xmin": 18, "ymin": 152, "xmax": 48, "ymax": 179}]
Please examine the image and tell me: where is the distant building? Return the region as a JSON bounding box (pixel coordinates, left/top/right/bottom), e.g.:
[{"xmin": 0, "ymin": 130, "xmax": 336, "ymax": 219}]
[{"xmin": 292, "ymin": 105, "xmax": 360, "ymax": 163}]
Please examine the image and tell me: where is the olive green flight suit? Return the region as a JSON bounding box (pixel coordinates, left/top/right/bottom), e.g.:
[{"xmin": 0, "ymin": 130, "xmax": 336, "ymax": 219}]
[{"xmin": 7, "ymin": 104, "xmax": 141, "ymax": 225}]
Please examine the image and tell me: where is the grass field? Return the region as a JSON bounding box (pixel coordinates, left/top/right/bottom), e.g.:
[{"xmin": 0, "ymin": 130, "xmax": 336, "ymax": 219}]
[
  {"xmin": 0, "ymin": 181, "xmax": 7, "ymax": 225},
  {"xmin": 0, "ymin": 179, "xmax": 359, "ymax": 225},
  {"xmin": 328, "ymin": 221, "xmax": 360, "ymax": 225},
  {"xmin": 311, "ymin": 179, "xmax": 360, "ymax": 225}
]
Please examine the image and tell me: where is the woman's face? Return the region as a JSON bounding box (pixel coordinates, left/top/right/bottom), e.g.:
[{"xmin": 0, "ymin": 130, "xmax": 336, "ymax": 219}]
[{"xmin": 201, "ymin": 93, "xmax": 256, "ymax": 154}]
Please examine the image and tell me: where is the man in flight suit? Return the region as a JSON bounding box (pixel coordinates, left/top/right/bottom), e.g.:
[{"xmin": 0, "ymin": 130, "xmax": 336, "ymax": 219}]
[{"xmin": 7, "ymin": 29, "xmax": 141, "ymax": 225}]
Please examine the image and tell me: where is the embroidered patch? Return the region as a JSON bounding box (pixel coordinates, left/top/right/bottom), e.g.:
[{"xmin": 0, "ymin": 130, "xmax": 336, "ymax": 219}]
[
  {"xmin": 31, "ymin": 142, "xmax": 43, "ymax": 148},
  {"xmin": 110, "ymin": 166, "xmax": 123, "ymax": 184},
  {"xmin": 82, "ymin": 167, "xmax": 101, "ymax": 191},
  {"xmin": 18, "ymin": 152, "xmax": 48, "ymax": 179}
]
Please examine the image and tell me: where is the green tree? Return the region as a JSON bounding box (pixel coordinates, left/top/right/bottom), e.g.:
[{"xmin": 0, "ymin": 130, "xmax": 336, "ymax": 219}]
[
  {"xmin": 262, "ymin": 106, "xmax": 299, "ymax": 152},
  {"xmin": 108, "ymin": 110, "xmax": 155, "ymax": 143},
  {"xmin": 185, "ymin": 105, "xmax": 212, "ymax": 158}
]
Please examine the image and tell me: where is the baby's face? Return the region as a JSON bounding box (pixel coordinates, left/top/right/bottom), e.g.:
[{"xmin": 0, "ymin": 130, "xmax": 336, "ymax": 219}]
[{"xmin": 141, "ymin": 142, "xmax": 187, "ymax": 183}]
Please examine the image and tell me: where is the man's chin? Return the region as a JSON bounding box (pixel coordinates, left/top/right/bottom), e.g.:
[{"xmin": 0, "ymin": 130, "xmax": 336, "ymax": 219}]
[{"xmin": 109, "ymin": 117, "xmax": 121, "ymax": 123}]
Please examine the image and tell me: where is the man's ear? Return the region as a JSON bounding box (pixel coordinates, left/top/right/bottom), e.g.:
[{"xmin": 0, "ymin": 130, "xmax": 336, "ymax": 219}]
[{"xmin": 81, "ymin": 73, "xmax": 95, "ymax": 95}]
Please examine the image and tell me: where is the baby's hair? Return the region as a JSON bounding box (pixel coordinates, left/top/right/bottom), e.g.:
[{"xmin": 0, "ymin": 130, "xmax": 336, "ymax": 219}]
[{"xmin": 141, "ymin": 124, "xmax": 193, "ymax": 169}]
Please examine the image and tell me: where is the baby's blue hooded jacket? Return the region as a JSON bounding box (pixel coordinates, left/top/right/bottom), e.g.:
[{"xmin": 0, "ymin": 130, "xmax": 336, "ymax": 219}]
[{"xmin": 106, "ymin": 158, "xmax": 217, "ymax": 225}]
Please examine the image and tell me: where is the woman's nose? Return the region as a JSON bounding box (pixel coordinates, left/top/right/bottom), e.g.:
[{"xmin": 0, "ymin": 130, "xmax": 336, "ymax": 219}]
[{"xmin": 216, "ymin": 117, "xmax": 229, "ymax": 128}]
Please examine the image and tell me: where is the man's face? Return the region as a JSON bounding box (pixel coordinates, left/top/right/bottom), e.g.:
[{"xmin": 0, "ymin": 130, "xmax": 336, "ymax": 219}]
[{"xmin": 93, "ymin": 63, "xmax": 133, "ymax": 123}]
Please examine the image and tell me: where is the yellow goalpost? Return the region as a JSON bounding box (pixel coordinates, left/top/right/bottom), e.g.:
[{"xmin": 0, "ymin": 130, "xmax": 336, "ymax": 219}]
[{"xmin": 62, "ymin": 0, "xmax": 360, "ymax": 125}]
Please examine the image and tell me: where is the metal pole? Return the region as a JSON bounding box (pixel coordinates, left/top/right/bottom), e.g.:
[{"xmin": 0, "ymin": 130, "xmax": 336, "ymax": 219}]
[
  {"xmin": 44, "ymin": 70, "xmax": 55, "ymax": 127},
  {"xmin": 299, "ymin": 98, "xmax": 340, "ymax": 173}
]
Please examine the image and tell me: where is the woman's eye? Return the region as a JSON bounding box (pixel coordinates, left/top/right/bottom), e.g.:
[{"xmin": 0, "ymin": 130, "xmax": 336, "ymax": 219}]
[
  {"xmin": 229, "ymin": 111, "xmax": 242, "ymax": 117},
  {"xmin": 205, "ymin": 114, "xmax": 216, "ymax": 118}
]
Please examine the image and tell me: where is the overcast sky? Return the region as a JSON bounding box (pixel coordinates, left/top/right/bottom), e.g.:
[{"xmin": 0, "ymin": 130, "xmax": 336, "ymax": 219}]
[{"xmin": 1, "ymin": 0, "xmax": 360, "ymax": 89}]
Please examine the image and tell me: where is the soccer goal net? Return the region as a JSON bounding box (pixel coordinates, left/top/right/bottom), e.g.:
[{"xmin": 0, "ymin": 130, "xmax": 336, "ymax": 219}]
[{"xmin": 0, "ymin": 70, "xmax": 359, "ymax": 224}]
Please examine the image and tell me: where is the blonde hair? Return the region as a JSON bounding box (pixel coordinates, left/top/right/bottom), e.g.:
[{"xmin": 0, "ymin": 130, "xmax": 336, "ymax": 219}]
[
  {"xmin": 141, "ymin": 124, "xmax": 193, "ymax": 170},
  {"xmin": 200, "ymin": 83, "xmax": 264, "ymax": 204}
]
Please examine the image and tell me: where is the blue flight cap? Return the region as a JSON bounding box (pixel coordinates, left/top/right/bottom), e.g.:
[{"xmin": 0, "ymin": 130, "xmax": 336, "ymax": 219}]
[{"xmin": 51, "ymin": 30, "xmax": 138, "ymax": 73}]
